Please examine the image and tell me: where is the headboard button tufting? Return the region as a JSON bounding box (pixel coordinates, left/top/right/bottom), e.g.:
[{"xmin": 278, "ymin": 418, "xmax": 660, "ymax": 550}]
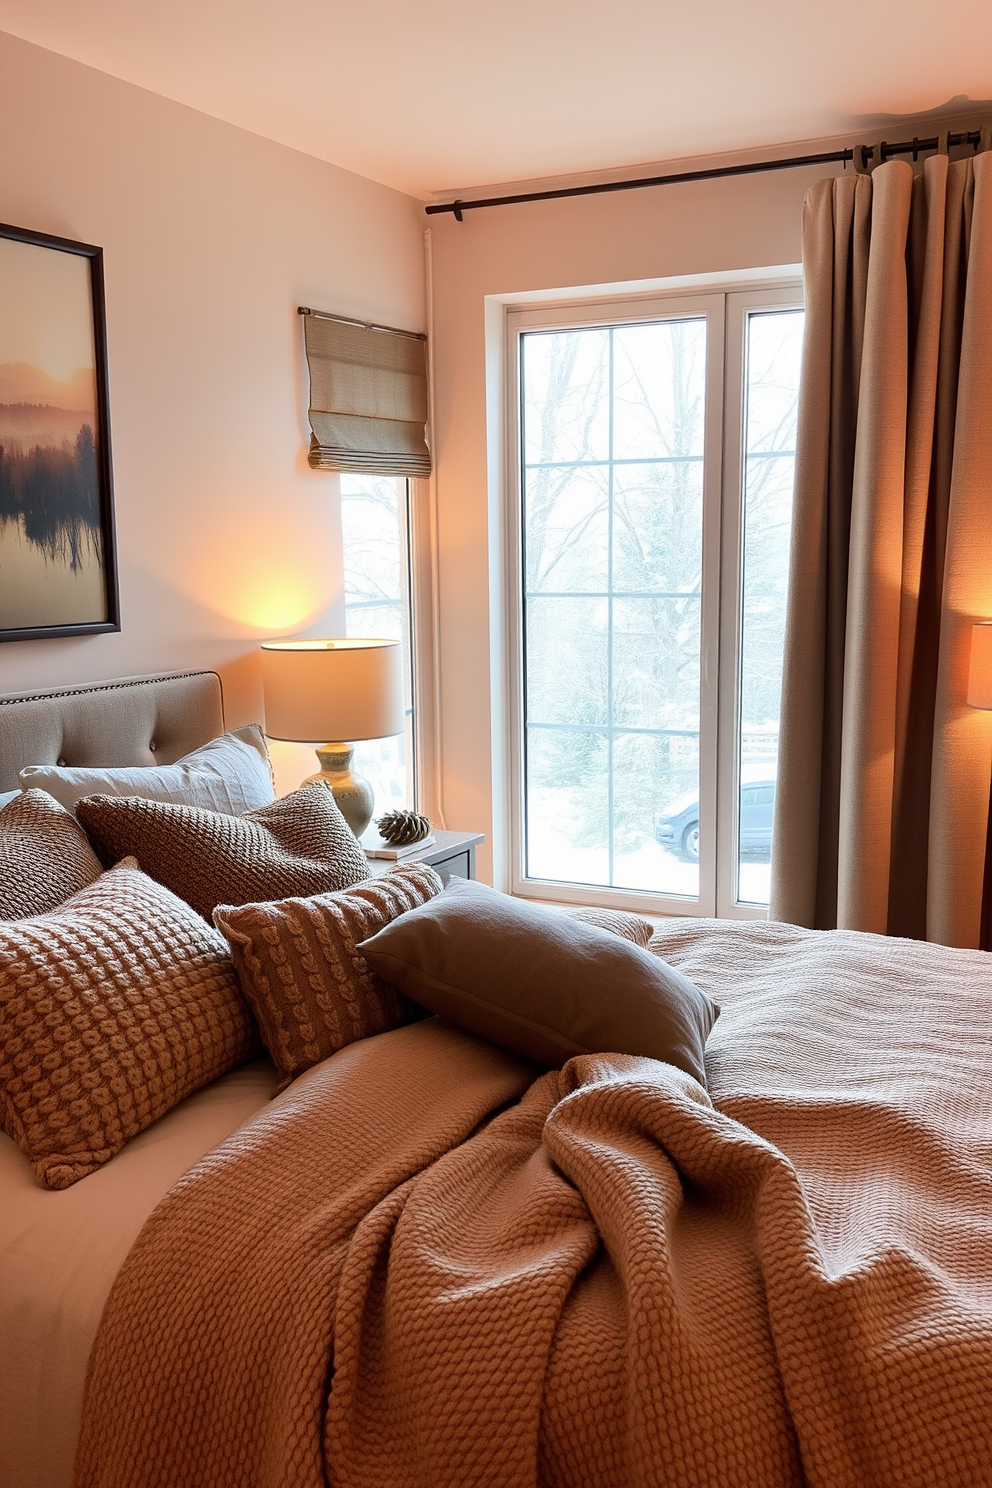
[
  {"xmin": 57, "ymin": 757, "xmax": 67, "ymax": 767},
  {"xmin": 0, "ymin": 671, "xmax": 224, "ymax": 795},
  {"xmin": 149, "ymin": 741, "xmax": 157, "ymax": 752}
]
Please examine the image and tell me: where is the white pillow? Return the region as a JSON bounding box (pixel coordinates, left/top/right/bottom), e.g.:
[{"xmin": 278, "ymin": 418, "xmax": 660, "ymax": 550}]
[{"xmin": 19, "ymin": 726, "xmax": 275, "ymax": 816}]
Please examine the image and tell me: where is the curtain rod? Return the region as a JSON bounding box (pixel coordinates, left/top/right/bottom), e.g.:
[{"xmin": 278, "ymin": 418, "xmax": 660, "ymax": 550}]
[
  {"xmin": 425, "ymin": 130, "xmax": 985, "ymax": 220},
  {"xmin": 297, "ymin": 306, "xmax": 427, "ymax": 341}
]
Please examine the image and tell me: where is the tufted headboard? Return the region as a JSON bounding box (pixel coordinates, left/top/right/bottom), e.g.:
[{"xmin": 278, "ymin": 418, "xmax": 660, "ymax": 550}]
[{"xmin": 0, "ymin": 671, "xmax": 225, "ymax": 793}]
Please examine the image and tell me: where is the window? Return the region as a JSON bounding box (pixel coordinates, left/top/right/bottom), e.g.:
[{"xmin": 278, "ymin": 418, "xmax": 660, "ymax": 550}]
[
  {"xmin": 340, "ymin": 473, "xmax": 417, "ymax": 811},
  {"xmin": 732, "ymin": 305, "xmax": 804, "ymax": 906},
  {"xmin": 507, "ymin": 285, "xmax": 803, "ymax": 916}
]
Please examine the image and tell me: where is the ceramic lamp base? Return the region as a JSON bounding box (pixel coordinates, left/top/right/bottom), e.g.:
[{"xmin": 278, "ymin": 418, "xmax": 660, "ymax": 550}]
[{"xmin": 303, "ymin": 744, "xmax": 374, "ymax": 838}]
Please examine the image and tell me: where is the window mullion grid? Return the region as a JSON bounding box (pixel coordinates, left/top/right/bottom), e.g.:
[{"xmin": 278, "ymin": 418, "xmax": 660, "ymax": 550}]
[{"xmin": 507, "ymin": 285, "xmax": 801, "ymax": 917}]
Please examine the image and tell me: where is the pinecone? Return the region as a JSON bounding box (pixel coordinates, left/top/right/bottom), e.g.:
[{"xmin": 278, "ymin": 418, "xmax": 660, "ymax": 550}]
[{"xmin": 377, "ymin": 808, "xmax": 432, "ymax": 846}]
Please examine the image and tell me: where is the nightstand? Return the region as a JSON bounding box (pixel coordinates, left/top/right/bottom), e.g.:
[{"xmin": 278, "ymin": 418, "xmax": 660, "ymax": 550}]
[{"xmin": 363, "ymin": 829, "xmax": 484, "ymax": 884}]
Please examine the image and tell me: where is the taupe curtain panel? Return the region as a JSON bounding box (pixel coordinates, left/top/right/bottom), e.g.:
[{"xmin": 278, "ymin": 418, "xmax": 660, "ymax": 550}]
[
  {"xmin": 770, "ymin": 149, "xmax": 992, "ymax": 948},
  {"xmin": 302, "ymin": 312, "xmax": 431, "ymax": 477}
]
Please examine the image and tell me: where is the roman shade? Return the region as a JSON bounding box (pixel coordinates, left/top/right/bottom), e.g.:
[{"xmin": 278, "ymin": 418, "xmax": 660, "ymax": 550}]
[{"xmin": 301, "ymin": 309, "xmax": 431, "ymax": 477}]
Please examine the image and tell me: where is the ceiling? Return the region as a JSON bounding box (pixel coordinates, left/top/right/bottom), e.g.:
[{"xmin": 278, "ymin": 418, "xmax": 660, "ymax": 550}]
[{"xmin": 0, "ymin": 0, "xmax": 988, "ymax": 199}]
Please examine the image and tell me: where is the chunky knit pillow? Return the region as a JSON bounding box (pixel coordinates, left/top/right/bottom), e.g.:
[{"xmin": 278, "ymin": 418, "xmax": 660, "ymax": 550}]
[
  {"xmin": 0, "ymin": 789, "xmax": 103, "ymax": 920},
  {"xmin": 566, "ymin": 906, "xmax": 655, "ymax": 947},
  {"xmin": 76, "ymin": 782, "xmax": 371, "ymax": 920},
  {"xmin": 0, "ymin": 860, "xmax": 257, "ymax": 1189},
  {"xmin": 214, "ymin": 862, "xmax": 442, "ymax": 1092}
]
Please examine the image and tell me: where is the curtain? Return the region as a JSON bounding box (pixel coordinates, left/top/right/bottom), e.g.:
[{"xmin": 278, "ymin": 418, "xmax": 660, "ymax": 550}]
[
  {"xmin": 302, "ymin": 312, "xmax": 431, "ymax": 477},
  {"xmin": 770, "ymin": 149, "xmax": 992, "ymax": 947}
]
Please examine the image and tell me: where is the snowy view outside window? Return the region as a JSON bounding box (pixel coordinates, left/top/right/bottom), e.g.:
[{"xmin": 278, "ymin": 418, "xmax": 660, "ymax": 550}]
[
  {"xmin": 521, "ymin": 319, "xmax": 706, "ymax": 897},
  {"xmin": 519, "ymin": 306, "xmax": 803, "ymax": 906},
  {"xmin": 736, "ymin": 309, "xmax": 804, "ymax": 904},
  {"xmin": 340, "ymin": 473, "xmax": 416, "ymax": 814}
]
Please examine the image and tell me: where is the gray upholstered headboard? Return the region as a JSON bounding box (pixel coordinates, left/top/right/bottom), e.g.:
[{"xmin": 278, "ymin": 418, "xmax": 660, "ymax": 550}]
[{"xmin": 0, "ymin": 671, "xmax": 225, "ymax": 793}]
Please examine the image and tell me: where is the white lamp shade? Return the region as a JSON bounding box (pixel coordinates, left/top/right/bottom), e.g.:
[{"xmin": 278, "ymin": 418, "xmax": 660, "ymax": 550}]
[
  {"xmin": 968, "ymin": 623, "xmax": 992, "ymax": 710},
  {"xmin": 261, "ymin": 638, "xmax": 405, "ymax": 742}
]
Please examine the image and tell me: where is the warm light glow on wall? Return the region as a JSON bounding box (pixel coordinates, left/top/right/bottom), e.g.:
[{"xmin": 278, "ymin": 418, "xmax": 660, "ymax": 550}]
[
  {"xmin": 165, "ymin": 524, "xmax": 336, "ymax": 634},
  {"xmin": 235, "ymin": 577, "xmax": 327, "ymax": 634},
  {"xmin": 968, "ymin": 622, "xmax": 992, "ymax": 710}
]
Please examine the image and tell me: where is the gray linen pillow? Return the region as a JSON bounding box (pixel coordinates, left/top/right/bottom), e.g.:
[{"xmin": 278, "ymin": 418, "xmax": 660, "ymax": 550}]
[{"xmin": 359, "ymin": 877, "xmax": 718, "ymax": 1086}]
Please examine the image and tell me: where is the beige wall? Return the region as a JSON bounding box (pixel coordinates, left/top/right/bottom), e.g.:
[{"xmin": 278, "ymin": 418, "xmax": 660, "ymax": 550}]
[
  {"xmin": 0, "ymin": 30, "xmax": 425, "ymax": 791},
  {"xmin": 428, "ymin": 156, "xmax": 844, "ymax": 882}
]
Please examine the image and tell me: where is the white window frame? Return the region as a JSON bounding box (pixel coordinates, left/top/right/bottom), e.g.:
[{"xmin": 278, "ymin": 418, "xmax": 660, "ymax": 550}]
[{"xmin": 502, "ymin": 276, "xmax": 802, "ymax": 919}]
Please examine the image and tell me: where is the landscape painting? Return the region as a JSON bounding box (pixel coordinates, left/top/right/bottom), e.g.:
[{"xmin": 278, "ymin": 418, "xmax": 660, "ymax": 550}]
[{"xmin": 0, "ymin": 223, "xmax": 118, "ymax": 640}]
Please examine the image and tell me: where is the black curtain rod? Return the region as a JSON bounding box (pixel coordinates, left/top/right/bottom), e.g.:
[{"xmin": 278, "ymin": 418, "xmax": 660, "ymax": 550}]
[
  {"xmin": 297, "ymin": 306, "xmax": 426, "ymax": 341},
  {"xmin": 425, "ymin": 131, "xmax": 984, "ymax": 220}
]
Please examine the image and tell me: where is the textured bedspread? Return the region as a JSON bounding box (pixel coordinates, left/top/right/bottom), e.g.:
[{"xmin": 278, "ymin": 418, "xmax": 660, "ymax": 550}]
[{"xmin": 75, "ymin": 921, "xmax": 992, "ymax": 1487}]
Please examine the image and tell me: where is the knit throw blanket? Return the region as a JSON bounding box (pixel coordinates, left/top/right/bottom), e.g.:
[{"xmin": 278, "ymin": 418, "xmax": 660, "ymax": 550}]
[{"xmin": 75, "ymin": 921, "xmax": 992, "ymax": 1487}]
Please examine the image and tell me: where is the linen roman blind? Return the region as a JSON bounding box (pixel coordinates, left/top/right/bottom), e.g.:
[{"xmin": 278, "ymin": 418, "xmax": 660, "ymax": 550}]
[{"xmin": 301, "ymin": 309, "xmax": 431, "ymax": 477}]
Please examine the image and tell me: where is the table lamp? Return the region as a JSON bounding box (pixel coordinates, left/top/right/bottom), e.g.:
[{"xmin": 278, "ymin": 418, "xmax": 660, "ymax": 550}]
[
  {"xmin": 260, "ymin": 637, "xmax": 405, "ymax": 837},
  {"xmin": 968, "ymin": 622, "xmax": 992, "ymax": 710}
]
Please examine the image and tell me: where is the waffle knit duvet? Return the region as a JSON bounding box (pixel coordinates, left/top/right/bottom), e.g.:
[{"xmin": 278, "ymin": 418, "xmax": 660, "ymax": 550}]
[{"xmin": 75, "ymin": 918, "xmax": 992, "ymax": 1487}]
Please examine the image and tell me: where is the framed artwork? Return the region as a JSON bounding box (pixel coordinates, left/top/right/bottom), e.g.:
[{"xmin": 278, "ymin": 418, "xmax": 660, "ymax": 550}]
[{"xmin": 0, "ymin": 221, "xmax": 119, "ymax": 642}]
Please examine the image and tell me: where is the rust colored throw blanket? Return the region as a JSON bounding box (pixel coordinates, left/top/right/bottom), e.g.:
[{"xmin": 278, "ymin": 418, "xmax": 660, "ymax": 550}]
[{"xmin": 76, "ymin": 922, "xmax": 992, "ymax": 1488}]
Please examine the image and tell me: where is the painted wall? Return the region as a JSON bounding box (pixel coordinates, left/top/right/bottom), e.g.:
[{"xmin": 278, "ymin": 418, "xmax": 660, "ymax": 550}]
[
  {"xmin": 0, "ymin": 29, "xmax": 425, "ymax": 791},
  {"xmin": 428, "ymin": 153, "xmax": 844, "ymax": 882}
]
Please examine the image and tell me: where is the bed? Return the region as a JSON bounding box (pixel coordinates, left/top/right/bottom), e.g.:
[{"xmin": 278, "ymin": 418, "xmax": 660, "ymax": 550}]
[
  {"xmin": 2, "ymin": 671, "xmax": 992, "ymax": 1488},
  {"xmin": 0, "ymin": 673, "xmax": 281, "ymax": 1488}
]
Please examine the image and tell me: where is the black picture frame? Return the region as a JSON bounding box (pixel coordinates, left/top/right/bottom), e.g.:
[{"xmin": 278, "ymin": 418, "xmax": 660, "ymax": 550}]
[{"xmin": 0, "ymin": 220, "xmax": 119, "ymax": 642}]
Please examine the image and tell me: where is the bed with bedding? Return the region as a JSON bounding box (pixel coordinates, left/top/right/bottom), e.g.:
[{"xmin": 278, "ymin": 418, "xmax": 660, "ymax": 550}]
[{"xmin": 2, "ymin": 671, "xmax": 992, "ymax": 1488}]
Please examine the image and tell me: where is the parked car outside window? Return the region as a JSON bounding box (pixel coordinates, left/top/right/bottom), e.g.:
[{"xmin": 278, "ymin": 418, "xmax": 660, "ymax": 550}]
[{"xmin": 654, "ymin": 770, "xmax": 777, "ymax": 863}]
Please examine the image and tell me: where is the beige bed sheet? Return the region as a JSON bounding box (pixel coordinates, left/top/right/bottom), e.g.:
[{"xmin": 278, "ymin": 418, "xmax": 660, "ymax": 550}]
[{"xmin": 0, "ymin": 1058, "xmax": 276, "ymax": 1488}]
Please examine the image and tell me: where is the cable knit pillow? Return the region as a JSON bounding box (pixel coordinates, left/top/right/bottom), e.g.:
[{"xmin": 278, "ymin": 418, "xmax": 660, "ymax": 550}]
[
  {"xmin": 214, "ymin": 862, "xmax": 442, "ymax": 1092},
  {"xmin": 0, "ymin": 790, "xmax": 103, "ymax": 920},
  {"xmin": 76, "ymin": 782, "xmax": 371, "ymax": 921},
  {"xmin": 19, "ymin": 725, "xmax": 275, "ymax": 815},
  {"xmin": 0, "ymin": 860, "xmax": 257, "ymax": 1189}
]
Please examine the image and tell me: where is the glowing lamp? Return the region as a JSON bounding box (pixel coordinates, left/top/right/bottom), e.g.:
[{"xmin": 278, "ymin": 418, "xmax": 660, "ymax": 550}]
[
  {"xmin": 261, "ymin": 638, "xmax": 405, "ymax": 837},
  {"xmin": 968, "ymin": 623, "xmax": 992, "ymax": 710}
]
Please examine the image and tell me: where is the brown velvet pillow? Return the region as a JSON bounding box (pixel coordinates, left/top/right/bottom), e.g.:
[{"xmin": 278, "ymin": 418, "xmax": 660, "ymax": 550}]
[
  {"xmin": 566, "ymin": 906, "xmax": 654, "ymax": 947},
  {"xmin": 0, "ymin": 860, "xmax": 257, "ymax": 1189},
  {"xmin": 0, "ymin": 789, "xmax": 103, "ymax": 920},
  {"xmin": 76, "ymin": 782, "xmax": 371, "ymax": 921},
  {"xmin": 359, "ymin": 877, "xmax": 718, "ymax": 1086},
  {"xmin": 214, "ymin": 862, "xmax": 443, "ymax": 1092}
]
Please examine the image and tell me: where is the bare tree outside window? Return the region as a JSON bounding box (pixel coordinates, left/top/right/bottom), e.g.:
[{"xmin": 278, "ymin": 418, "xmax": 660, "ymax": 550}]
[
  {"xmin": 518, "ymin": 301, "xmax": 803, "ymax": 906},
  {"xmin": 340, "ymin": 473, "xmax": 416, "ymax": 814},
  {"xmin": 521, "ymin": 319, "xmax": 705, "ymax": 895}
]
